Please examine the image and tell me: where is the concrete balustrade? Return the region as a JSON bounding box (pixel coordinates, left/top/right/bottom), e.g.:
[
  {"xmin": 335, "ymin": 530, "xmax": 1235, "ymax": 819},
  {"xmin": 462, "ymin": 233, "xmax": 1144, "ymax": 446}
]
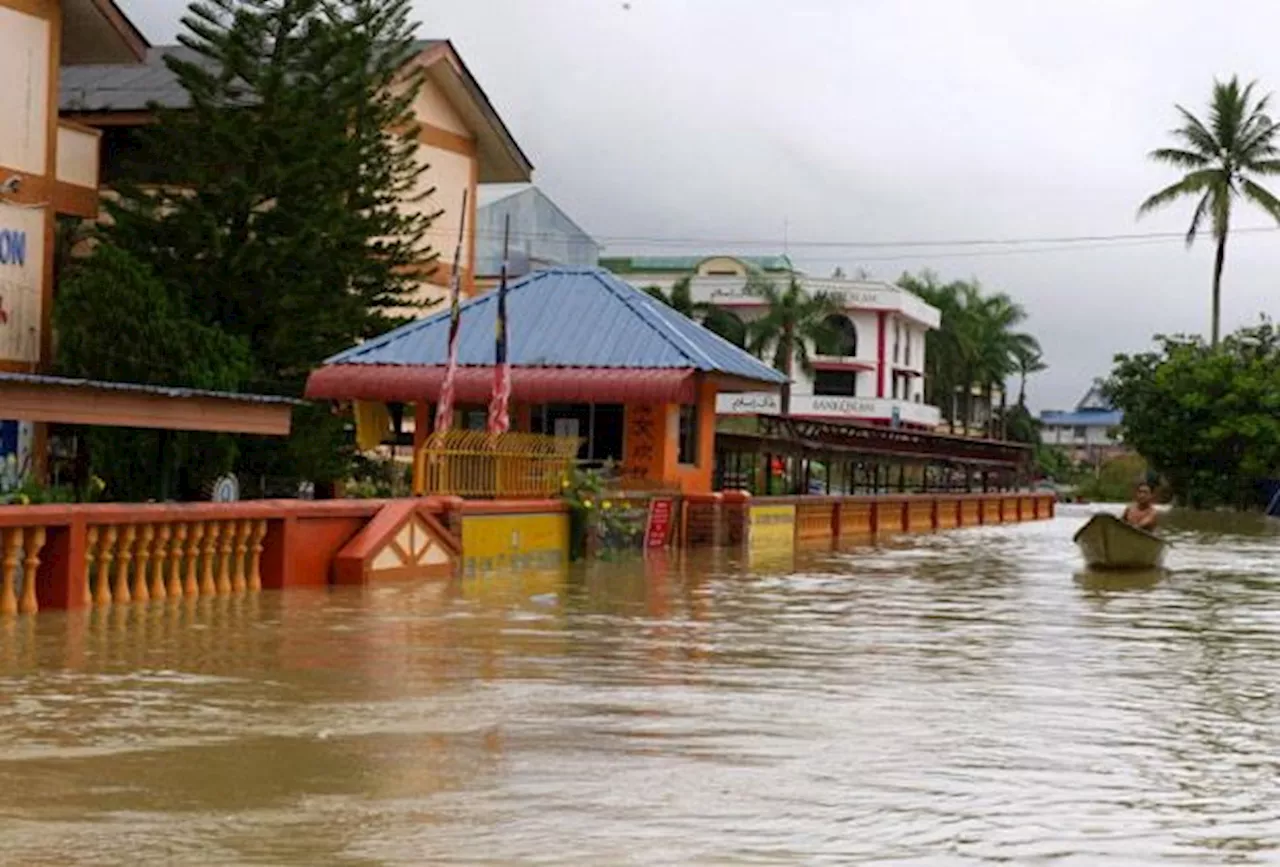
[
  {"xmin": 0, "ymin": 491, "xmax": 1056, "ymax": 616},
  {"xmin": 0, "ymin": 500, "xmax": 397, "ymax": 614},
  {"xmin": 78, "ymin": 518, "xmax": 270, "ymax": 609}
]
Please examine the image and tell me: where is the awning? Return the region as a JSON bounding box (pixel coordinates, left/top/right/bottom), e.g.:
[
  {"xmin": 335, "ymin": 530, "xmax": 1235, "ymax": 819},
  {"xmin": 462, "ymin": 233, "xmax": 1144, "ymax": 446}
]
[
  {"xmin": 812, "ymin": 358, "xmax": 877, "ymax": 373},
  {"xmin": 0, "ymin": 373, "xmax": 300, "ymax": 436},
  {"xmin": 306, "ymin": 365, "xmax": 698, "ymax": 405}
]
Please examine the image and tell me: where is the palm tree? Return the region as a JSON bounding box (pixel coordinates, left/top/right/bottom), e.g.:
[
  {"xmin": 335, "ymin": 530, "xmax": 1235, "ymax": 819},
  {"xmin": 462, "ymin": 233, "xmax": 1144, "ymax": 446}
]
[
  {"xmin": 1139, "ymin": 76, "xmax": 1280, "ymax": 346},
  {"xmin": 745, "ymin": 274, "xmax": 843, "ymax": 415},
  {"xmin": 644, "ymin": 275, "xmax": 747, "ymax": 347},
  {"xmin": 1013, "ymin": 341, "xmax": 1046, "ymax": 407},
  {"xmin": 900, "ymin": 272, "xmax": 1039, "ymax": 438},
  {"xmin": 900, "ymin": 272, "xmax": 974, "ymax": 433}
]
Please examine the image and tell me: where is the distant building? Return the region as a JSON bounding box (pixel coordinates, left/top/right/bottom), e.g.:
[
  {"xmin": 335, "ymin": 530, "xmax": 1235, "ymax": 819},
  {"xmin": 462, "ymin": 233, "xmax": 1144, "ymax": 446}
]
[
  {"xmin": 475, "ymin": 184, "xmax": 598, "ymax": 286},
  {"xmin": 603, "ymin": 254, "xmax": 941, "ymax": 430},
  {"xmin": 1039, "ymin": 381, "xmax": 1125, "ymax": 466}
]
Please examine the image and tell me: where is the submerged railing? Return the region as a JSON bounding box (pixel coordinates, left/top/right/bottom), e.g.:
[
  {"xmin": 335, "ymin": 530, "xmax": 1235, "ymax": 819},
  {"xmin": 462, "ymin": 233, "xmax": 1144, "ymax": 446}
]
[
  {"xmin": 414, "ymin": 431, "xmax": 581, "ymax": 498},
  {"xmin": 82, "ymin": 519, "xmax": 268, "ymax": 607}
]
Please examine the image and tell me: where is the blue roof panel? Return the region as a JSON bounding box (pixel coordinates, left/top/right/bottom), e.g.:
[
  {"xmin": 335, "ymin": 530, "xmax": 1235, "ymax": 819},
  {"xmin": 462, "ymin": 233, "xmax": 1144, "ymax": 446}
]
[{"xmin": 326, "ymin": 267, "xmax": 787, "ymax": 385}]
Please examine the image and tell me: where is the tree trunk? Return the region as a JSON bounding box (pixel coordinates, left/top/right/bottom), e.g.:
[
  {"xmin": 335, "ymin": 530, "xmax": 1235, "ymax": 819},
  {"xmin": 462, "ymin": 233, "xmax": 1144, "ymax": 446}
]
[
  {"xmin": 780, "ymin": 326, "xmax": 794, "ymax": 416},
  {"xmin": 1211, "ymin": 229, "xmax": 1227, "ymax": 347}
]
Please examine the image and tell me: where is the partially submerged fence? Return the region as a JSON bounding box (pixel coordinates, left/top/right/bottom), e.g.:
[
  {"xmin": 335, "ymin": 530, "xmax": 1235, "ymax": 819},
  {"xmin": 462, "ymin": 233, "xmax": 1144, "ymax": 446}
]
[{"xmin": 414, "ymin": 431, "xmax": 581, "ymax": 498}]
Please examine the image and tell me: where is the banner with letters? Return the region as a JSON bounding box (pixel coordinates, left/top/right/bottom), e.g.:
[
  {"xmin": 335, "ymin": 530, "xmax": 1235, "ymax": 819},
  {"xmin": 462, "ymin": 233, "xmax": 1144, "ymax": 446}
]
[{"xmin": 0, "ymin": 205, "xmax": 44, "ymax": 366}]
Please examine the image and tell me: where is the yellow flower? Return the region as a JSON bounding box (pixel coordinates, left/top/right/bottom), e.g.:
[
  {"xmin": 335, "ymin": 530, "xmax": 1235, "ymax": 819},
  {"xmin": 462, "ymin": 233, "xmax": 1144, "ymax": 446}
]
[
  {"xmin": 602, "ymin": 500, "xmax": 613, "ymax": 510},
  {"xmin": 562, "ymin": 479, "xmax": 571, "ymax": 489},
  {"xmin": 583, "ymin": 499, "xmax": 594, "ymax": 509},
  {"xmin": 18, "ymin": 494, "xmax": 30, "ymax": 506}
]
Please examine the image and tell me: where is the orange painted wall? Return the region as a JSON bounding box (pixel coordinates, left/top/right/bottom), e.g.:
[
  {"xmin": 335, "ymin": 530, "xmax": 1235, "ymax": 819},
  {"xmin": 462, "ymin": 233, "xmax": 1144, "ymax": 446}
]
[{"xmin": 622, "ymin": 377, "xmax": 717, "ymax": 494}]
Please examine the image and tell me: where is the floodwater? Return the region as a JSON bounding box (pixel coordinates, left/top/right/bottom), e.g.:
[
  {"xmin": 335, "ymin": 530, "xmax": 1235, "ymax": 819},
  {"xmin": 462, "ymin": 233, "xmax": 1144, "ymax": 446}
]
[{"xmin": 3, "ymin": 506, "xmax": 1280, "ymax": 865}]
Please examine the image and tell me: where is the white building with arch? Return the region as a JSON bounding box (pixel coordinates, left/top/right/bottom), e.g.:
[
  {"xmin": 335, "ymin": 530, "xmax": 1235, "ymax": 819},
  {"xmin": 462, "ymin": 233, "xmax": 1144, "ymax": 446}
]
[{"xmin": 603, "ymin": 255, "xmax": 942, "ymax": 430}]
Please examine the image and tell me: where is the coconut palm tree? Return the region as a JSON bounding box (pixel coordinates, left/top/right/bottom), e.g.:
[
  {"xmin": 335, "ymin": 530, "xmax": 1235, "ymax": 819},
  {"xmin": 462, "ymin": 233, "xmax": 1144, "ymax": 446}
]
[
  {"xmin": 644, "ymin": 275, "xmax": 747, "ymax": 347},
  {"xmin": 744, "ymin": 274, "xmax": 843, "ymax": 415},
  {"xmin": 1140, "ymin": 76, "xmax": 1280, "ymax": 346},
  {"xmin": 900, "ymin": 272, "xmax": 1039, "ymax": 437},
  {"xmin": 899, "ymin": 272, "xmax": 974, "ymax": 432},
  {"xmin": 1013, "ymin": 341, "xmax": 1047, "ymax": 407}
]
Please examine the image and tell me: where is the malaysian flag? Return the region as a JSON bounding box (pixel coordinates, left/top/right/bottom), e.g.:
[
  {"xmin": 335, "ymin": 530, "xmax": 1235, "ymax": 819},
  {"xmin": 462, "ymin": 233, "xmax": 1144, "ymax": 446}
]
[
  {"xmin": 434, "ymin": 190, "xmax": 469, "ymax": 433},
  {"xmin": 487, "ymin": 214, "xmax": 512, "ymax": 434}
]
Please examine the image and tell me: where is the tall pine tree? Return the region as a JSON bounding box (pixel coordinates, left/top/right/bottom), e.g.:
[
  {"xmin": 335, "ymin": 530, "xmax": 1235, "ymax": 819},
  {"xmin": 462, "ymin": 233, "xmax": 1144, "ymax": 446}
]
[{"xmin": 103, "ymin": 0, "xmax": 440, "ymax": 491}]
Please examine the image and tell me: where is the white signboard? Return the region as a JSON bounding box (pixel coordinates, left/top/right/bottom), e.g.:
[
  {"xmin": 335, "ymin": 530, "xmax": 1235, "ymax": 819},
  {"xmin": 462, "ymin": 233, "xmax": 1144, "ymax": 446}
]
[
  {"xmin": 0, "ymin": 205, "xmax": 44, "ymax": 365},
  {"xmin": 717, "ymin": 392, "xmax": 781, "ymax": 415}
]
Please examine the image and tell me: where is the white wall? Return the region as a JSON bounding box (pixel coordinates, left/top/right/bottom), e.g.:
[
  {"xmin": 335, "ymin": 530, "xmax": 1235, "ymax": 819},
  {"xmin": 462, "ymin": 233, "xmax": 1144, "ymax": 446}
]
[
  {"xmin": 0, "ymin": 7, "xmax": 50, "ymax": 176},
  {"xmin": 1043, "ymin": 424, "xmax": 1116, "ymax": 447}
]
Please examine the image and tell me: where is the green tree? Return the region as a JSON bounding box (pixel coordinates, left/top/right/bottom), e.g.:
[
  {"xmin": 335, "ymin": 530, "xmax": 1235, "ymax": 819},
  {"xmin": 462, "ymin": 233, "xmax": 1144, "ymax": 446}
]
[
  {"xmin": 1139, "ymin": 76, "xmax": 1280, "ymax": 347},
  {"xmin": 899, "ymin": 271, "xmax": 971, "ymax": 432},
  {"xmin": 1105, "ymin": 320, "xmax": 1280, "ymax": 508},
  {"xmin": 103, "ymin": 0, "xmax": 436, "ymax": 489},
  {"xmin": 899, "ymin": 271, "xmax": 1040, "ymax": 438},
  {"xmin": 744, "ymin": 274, "xmax": 842, "ymax": 415},
  {"xmin": 644, "ymin": 275, "xmax": 747, "ymax": 346},
  {"xmin": 53, "ymin": 244, "xmax": 252, "ymax": 500},
  {"xmin": 1014, "ymin": 342, "xmax": 1047, "ymax": 407}
]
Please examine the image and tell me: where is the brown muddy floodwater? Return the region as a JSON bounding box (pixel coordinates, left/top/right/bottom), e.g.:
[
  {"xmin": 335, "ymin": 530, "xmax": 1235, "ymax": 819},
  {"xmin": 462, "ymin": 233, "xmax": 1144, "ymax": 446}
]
[{"xmin": 3, "ymin": 505, "xmax": 1280, "ymax": 865}]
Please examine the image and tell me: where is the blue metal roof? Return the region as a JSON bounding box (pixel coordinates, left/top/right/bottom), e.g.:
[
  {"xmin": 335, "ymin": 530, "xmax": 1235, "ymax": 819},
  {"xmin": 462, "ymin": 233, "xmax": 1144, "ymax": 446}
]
[
  {"xmin": 1039, "ymin": 409, "xmax": 1123, "ymax": 427},
  {"xmin": 325, "ymin": 267, "xmax": 788, "ymax": 385}
]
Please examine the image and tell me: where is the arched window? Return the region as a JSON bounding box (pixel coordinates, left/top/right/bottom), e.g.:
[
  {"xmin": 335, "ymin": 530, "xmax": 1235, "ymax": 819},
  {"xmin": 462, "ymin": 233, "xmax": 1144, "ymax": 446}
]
[{"xmin": 819, "ymin": 314, "xmax": 858, "ymax": 357}]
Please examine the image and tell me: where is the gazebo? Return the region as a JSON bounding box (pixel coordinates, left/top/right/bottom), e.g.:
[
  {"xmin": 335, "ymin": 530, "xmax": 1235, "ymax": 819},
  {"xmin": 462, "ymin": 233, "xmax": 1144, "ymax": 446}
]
[{"xmin": 305, "ymin": 267, "xmax": 786, "ymax": 494}]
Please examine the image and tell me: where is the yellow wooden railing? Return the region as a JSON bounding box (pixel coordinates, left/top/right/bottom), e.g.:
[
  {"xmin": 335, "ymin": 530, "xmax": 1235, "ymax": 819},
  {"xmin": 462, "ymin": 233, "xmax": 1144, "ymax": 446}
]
[{"xmin": 414, "ymin": 431, "xmax": 582, "ymax": 498}]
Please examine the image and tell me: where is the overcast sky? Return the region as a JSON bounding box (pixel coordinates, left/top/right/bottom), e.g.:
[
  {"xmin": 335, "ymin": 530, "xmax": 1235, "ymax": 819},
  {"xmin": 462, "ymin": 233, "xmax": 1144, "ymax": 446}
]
[{"xmin": 117, "ymin": 0, "xmax": 1280, "ymax": 410}]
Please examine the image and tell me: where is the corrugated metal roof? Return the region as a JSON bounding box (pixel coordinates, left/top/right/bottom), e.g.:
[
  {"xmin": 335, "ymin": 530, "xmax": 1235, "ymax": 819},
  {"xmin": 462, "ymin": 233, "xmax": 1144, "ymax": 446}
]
[
  {"xmin": 324, "ymin": 267, "xmax": 787, "ymax": 385},
  {"xmin": 0, "ymin": 372, "xmax": 305, "ymax": 405},
  {"xmin": 476, "ymin": 183, "xmax": 533, "ymax": 208},
  {"xmin": 1039, "ymin": 409, "xmax": 1123, "ymax": 427},
  {"xmin": 60, "ymin": 41, "xmax": 446, "ymax": 112}
]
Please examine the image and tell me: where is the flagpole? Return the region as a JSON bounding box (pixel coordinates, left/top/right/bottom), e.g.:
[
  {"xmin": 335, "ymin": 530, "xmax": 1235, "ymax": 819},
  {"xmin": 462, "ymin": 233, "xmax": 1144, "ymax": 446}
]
[
  {"xmin": 433, "ymin": 189, "xmax": 469, "ymax": 434},
  {"xmin": 487, "ymin": 214, "xmax": 512, "ymax": 434}
]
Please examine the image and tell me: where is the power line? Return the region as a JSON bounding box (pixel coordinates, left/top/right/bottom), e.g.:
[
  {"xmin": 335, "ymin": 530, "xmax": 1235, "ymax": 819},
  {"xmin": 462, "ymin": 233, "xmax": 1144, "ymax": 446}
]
[{"xmin": 412, "ymin": 222, "xmax": 1280, "ymax": 261}]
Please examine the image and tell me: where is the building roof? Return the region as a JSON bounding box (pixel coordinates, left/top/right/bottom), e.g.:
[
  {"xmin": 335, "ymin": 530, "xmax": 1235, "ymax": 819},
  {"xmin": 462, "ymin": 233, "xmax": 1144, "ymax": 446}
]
[
  {"xmin": 1039, "ymin": 409, "xmax": 1123, "ymax": 428},
  {"xmin": 0, "ymin": 373, "xmax": 303, "ymax": 406},
  {"xmin": 60, "ymin": 40, "xmax": 533, "ymax": 182},
  {"xmin": 476, "ymin": 182, "xmax": 533, "ymax": 208},
  {"xmin": 62, "ymin": 0, "xmax": 150, "ymax": 65},
  {"xmin": 306, "ymin": 267, "xmax": 787, "ymax": 404},
  {"xmin": 0, "ymin": 373, "xmax": 301, "ymax": 436},
  {"xmin": 599, "ymin": 254, "xmax": 797, "ymax": 275}
]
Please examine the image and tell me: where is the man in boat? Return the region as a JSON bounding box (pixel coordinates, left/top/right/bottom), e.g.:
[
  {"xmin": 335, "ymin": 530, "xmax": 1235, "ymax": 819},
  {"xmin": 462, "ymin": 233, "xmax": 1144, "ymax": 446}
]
[{"xmin": 1122, "ymin": 482, "xmax": 1158, "ymax": 531}]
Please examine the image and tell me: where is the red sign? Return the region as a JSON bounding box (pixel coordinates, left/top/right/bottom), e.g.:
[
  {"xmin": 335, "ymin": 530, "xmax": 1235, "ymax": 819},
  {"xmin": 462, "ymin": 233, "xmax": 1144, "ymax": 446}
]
[{"xmin": 645, "ymin": 498, "xmax": 675, "ymax": 549}]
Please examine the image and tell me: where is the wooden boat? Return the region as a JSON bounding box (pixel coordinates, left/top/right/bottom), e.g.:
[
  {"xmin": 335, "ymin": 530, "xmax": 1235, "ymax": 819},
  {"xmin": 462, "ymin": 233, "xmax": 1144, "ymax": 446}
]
[{"xmin": 1073, "ymin": 513, "xmax": 1167, "ymax": 570}]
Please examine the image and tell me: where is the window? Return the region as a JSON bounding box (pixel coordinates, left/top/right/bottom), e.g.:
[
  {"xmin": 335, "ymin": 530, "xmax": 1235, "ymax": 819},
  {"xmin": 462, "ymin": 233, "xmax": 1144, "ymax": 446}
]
[
  {"xmin": 905, "ymin": 331, "xmax": 912, "ymax": 366},
  {"xmin": 814, "ymin": 370, "xmax": 857, "ymax": 396},
  {"xmin": 678, "ymin": 404, "xmax": 700, "ymax": 465},
  {"xmin": 817, "ymin": 314, "xmax": 858, "ymax": 357},
  {"xmin": 893, "ymin": 322, "xmax": 900, "ymax": 364},
  {"xmin": 532, "ymin": 403, "xmax": 624, "ymax": 462},
  {"xmin": 1073, "ymin": 425, "xmax": 1088, "ymax": 440}
]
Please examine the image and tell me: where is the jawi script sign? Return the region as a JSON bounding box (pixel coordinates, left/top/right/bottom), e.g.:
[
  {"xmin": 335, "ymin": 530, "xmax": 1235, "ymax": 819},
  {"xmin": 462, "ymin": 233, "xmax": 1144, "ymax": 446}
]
[{"xmin": 0, "ymin": 206, "xmax": 44, "ymax": 366}]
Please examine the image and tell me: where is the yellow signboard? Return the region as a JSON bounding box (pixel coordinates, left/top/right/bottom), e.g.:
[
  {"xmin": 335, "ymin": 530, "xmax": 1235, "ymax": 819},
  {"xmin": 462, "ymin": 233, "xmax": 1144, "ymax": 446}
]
[
  {"xmin": 748, "ymin": 504, "xmax": 796, "ymax": 560},
  {"xmin": 461, "ymin": 512, "xmax": 569, "ymax": 579}
]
